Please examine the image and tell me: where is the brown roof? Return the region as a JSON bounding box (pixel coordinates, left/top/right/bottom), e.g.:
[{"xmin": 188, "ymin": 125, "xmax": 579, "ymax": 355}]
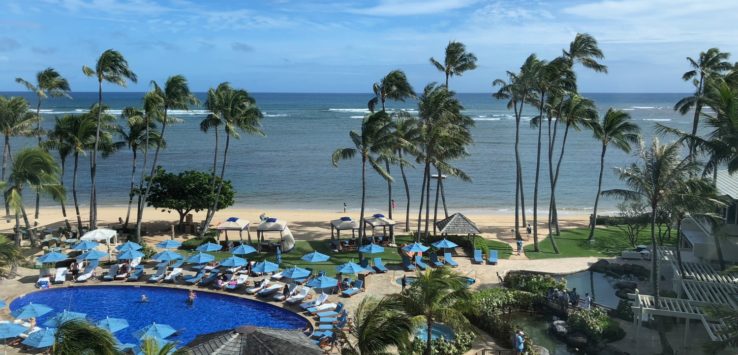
[
  {"xmin": 435, "ymin": 213, "xmax": 480, "ymax": 235},
  {"xmin": 186, "ymin": 326, "xmax": 322, "ymax": 355}
]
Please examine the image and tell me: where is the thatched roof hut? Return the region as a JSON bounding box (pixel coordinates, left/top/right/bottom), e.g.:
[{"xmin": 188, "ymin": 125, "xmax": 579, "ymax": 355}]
[{"xmin": 435, "ymin": 213, "xmax": 480, "ymax": 236}]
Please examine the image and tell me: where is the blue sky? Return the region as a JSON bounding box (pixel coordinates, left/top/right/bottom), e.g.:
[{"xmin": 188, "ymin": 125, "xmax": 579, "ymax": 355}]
[{"xmin": 1, "ymin": 0, "xmax": 737, "ymax": 93}]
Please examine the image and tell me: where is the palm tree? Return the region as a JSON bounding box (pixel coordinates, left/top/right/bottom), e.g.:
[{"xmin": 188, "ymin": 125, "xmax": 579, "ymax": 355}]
[
  {"xmin": 674, "ymin": 48, "xmax": 731, "ymax": 158},
  {"xmin": 113, "ymin": 107, "xmax": 162, "ymax": 230},
  {"xmin": 83, "ymin": 49, "xmax": 137, "ymax": 229},
  {"xmin": 561, "ymin": 33, "xmax": 608, "ymax": 74},
  {"xmin": 135, "ymin": 75, "xmax": 196, "ymax": 241},
  {"xmin": 139, "ymin": 337, "xmax": 186, "ymax": 355},
  {"xmin": 391, "ymin": 267, "xmax": 472, "ymax": 355},
  {"xmin": 338, "ymin": 297, "xmax": 414, "ymax": 354},
  {"xmin": 602, "ymin": 139, "xmax": 703, "ymax": 307},
  {"xmin": 200, "ymin": 83, "xmax": 263, "ymax": 237},
  {"xmin": 0, "ymin": 96, "xmax": 38, "ymax": 180},
  {"xmin": 390, "ymin": 115, "xmax": 420, "ymax": 231},
  {"xmin": 333, "ymin": 111, "xmax": 392, "ymax": 254},
  {"xmin": 200, "ymin": 113, "xmax": 222, "ymax": 177},
  {"xmin": 0, "ymin": 234, "xmax": 21, "ymax": 277},
  {"xmin": 52, "ymin": 319, "xmax": 118, "ymax": 355},
  {"xmin": 2, "ymin": 148, "xmax": 64, "ymax": 248},
  {"xmin": 587, "ymin": 108, "xmax": 640, "ymax": 242}
]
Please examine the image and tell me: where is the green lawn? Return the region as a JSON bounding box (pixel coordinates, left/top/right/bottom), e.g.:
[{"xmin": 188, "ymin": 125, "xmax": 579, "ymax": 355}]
[{"xmin": 524, "ymin": 225, "xmax": 676, "ymax": 260}]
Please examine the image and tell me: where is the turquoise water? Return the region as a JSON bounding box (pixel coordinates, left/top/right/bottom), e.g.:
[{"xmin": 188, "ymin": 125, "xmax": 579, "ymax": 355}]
[
  {"xmin": 415, "ymin": 323, "xmax": 456, "ymax": 341},
  {"xmin": 3, "ymin": 91, "xmax": 693, "ymax": 213},
  {"xmin": 516, "ymin": 313, "xmax": 574, "ymax": 355}
]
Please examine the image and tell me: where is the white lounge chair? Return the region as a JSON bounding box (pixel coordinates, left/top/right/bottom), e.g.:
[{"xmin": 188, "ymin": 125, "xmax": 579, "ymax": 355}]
[
  {"xmin": 148, "ymin": 264, "xmax": 168, "ymax": 283},
  {"xmin": 286, "ymin": 286, "xmax": 311, "ymax": 304},
  {"xmin": 164, "ymin": 268, "xmax": 183, "ymax": 283},
  {"xmin": 76, "ymin": 260, "xmax": 99, "ymax": 282},
  {"xmin": 257, "ymin": 283, "xmax": 284, "ymax": 297},
  {"xmin": 307, "ymin": 302, "xmax": 337, "ymax": 314},
  {"xmin": 270, "ymin": 272, "xmax": 284, "ymax": 280},
  {"xmin": 226, "ymin": 274, "xmax": 249, "ymax": 290},
  {"xmin": 300, "ymin": 293, "xmax": 328, "ymax": 310},
  {"xmin": 54, "ymin": 267, "xmax": 68, "ymax": 283},
  {"xmin": 246, "ymin": 279, "xmax": 270, "ymax": 294},
  {"xmin": 130, "ymin": 257, "xmax": 142, "ymax": 268}
]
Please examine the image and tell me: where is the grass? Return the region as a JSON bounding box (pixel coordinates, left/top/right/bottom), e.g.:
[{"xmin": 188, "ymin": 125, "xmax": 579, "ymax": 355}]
[{"xmin": 524, "ymin": 225, "xmax": 677, "ymax": 260}]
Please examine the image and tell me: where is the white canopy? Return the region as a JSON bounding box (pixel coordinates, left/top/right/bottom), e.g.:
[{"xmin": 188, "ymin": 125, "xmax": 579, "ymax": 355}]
[
  {"xmin": 258, "ymin": 218, "xmax": 287, "ymax": 231},
  {"xmin": 255, "ymin": 218, "xmax": 294, "ymax": 252},
  {"xmin": 80, "ymin": 228, "xmax": 117, "ymax": 242},
  {"xmin": 364, "ymin": 214, "xmax": 396, "ymax": 227},
  {"xmin": 331, "ymin": 217, "xmax": 359, "ymax": 231},
  {"xmin": 216, "ymin": 217, "xmax": 250, "ymax": 231}
]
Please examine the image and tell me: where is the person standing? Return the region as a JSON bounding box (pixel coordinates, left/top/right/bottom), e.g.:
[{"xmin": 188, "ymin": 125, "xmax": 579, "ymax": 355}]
[
  {"xmin": 526, "ymin": 224, "xmax": 532, "ymax": 235},
  {"xmin": 516, "ymin": 239, "xmax": 523, "ymax": 256},
  {"xmin": 343, "ymin": 202, "xmax": 347, "ymax": 213},
  {"xmin": 70, "ymin": 261, "xmax": 79, "ymax": 282},
  {"xmin": 401, "ymin": 274, "xmax": 407, "ymax": 291},
  {"xmin": 515, "ymin": 330, "xmax": 525, "ymax": 355}
]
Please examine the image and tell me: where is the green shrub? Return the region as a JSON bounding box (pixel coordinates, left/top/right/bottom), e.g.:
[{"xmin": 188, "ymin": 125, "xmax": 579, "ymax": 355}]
[
  {"xmin": 613, "ymin": 299, "xmax": 634, "ymax": 321},
  {"xmin": 503, "ymin": 272, "xmax": 566, "ymax": 296},
  {"xmin": 568, "ymin": 307, "xmax": 609, "ymax": 341},
  {"xmin": 140, "ymin": 243, "xmax": 157, "ymax": 258},
  {"xmin": 406, "ymin": 329, "xmax": 475, "ymax": 355},
  {"xmin": 602, "ymin": 320, "xmax": 626, "ymax": 343},
  {"xmin": 180, "ymin": 237, "xmax": 215, "ymax": 251}
]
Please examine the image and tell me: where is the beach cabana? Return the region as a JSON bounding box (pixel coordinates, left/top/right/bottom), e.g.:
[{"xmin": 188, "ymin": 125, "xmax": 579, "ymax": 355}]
[
  {"xmin": 256, "ymin": 218, "xmax": 295, "ymax": 253},
  {"xmin": 80, "ymin": 228, "xmax": 117, "ymax": 244},
  {"xmin": 330, "ymin": 217, "xmax": 359, "ymax": 241},
  {"xmin": 216, "ymin": 217, "xmax": 251, "ymax": 244},
  {"xmin": 363, "ymin": 214, "xmax": 396, "ymax": 244},
  {"xmin": 435, "ymin": 213, "xmax": 480, "ymax": 236}
]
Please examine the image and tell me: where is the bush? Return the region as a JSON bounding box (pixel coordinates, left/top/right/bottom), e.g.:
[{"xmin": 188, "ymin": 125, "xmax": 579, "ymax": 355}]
[
  {"xmin": 613, "ymin": 299, "xmax": 633, "ymax": 321},
  {"xmin": 406, "ymin": 329, "xmax": 475, "ymax": 355},
  {"xmin": 568, "ymin": 307, "xmax": 609, "ymax": 341},
  {"xmin": 180, "ymin": 237, "xmax": 216, "ymax": 251},
  {"xmin": 503, "ymin": 272, "xmax": 566, "ymax": 296},
  {"xmin": 464, "ymin": 288, "xmax": 537, "ymax": 349},
  {"xmin": 602, "ymin": 320, "xmax": 626, "ymax": 343},
  {"xmin": 140, "ymin": 243, "xmax": 157, "ymax": 259}
]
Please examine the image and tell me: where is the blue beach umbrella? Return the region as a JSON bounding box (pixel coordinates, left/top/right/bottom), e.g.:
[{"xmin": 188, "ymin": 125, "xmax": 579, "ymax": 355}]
[
  {"xmin": 432, "ymin": 238, "xmax": 458, "ymax": 249},
  {"xmin": 336, "ymin": 261, "xmax": 370, "ymax": 275},
  {"xmin": 116, "ymin": 241, "xmax": 143, "ymax": 252},
  {"xmin": 0, "ymin": 300, "xmax": 6, "ymax": 308},
  {"xmin": 72, "ymin": 240, "xmax": 99, "ymax": 251},
  {"xmin": 186, "ymin": 252, "xmax": 215, "ymax": 265},
  {"xmin": 118, "ymin": 250, "xmax": 145, "ymax": 260},
  {"xmin": 307, "ymin": 275, "xmax": 338, "ymax": 289},
  {"xmin": 156, "ymin": 240, "xmax": 182, "ymax": 250},
  {"xmin": 22, "ymin": 328, "xmax": 56, "ymax": 348},
  {"xmin": 153, "ymin": 250, "xmax": 183, "ymax": 262},
  {"xmin": 43, "ymin": 310, "xmax": 86, "ymax": 327},
  {"xmin": 37, "ymin": 252, "xmax": 68, "ymax": 264},
  {"xmin": 0, "ymin": 323, "xmax": 26, "ymax": 339},
  {"xmin": 97, "ymin": 317, "xmax": 129, "ymax": 333},
  {"xmin": 76, "ymin": 249, "xmax": 108, "ymax": 262},
  {"xmin": 252, "ymin": 261, "xmax": 279, "ymax": 274},
  {"xmin": 359, "ymin": 243, "xmax": 384, "ymax": 254},
  {"xmin": 301, "ymin": 251, "xmax": 330, "ymax": 263},
  {"xmin": 134, "ymin": 323, "xmax": 176, "ymax": 340},
  {"xmin": 219, "ymin": 256, "xmax": 247, "ymax": 268},
  {"xmin": 402, "ymin": 242, "xmax": 429, "ymax": 253},
  {"xmin": 281, "ymin": 266, "xmax": 310, "ymax": 279},
  {"xmin": 12, "ymin": 303, "xmax": 53, "ymax": 320},
  {"xmin": 196, "ymin": 242, "xmax": 222, "ymax": 252},
  {"xmin": 231, "ymin": 244, "xmax": 257, "ymax": 256}
]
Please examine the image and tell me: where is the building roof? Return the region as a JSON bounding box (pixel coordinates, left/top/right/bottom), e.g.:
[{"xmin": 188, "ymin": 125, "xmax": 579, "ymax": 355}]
[
  {"xmin": 186, "ymin": 326, "xmax": 322, "ymax": 355},
  {"xmin": 716, "ymin": 170, "xmax": 738, "ymax": 200},
  {"xmin": 435, "ymin": 213, "xmax": 480, "ymax": 235}
]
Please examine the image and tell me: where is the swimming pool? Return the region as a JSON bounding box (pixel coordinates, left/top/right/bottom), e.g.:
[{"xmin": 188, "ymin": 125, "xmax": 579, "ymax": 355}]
[
  {"xmin": 9, "ymin": 285, "xmax": 308, "ymax": 346},
  {"xmin": 563, "ymin": 271, "xmax": 619, "ymax": 309},
  {"xmin": 415, "ymin": 323, "xmax": 455, "ymax": 341}
]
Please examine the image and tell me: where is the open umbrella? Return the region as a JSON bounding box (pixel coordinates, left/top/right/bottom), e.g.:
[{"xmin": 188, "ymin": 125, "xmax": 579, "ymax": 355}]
[
  {"xmin": 359, "ymin": 243, "xmax": 384, "ymax": 254},
  {"xmin": 0, "ymin": 300, "xmax": 5, "ymax": 308},
  {"xmin": 153, "ymin": 251, "xmax": 183, "ymax": 262},
  {"xmin": 219, "ymin": 256, "xmax": 247, "ymax": 268},
  {"xmin": 156, "ymin": 240, "xmax": 182, "ymax": 249},
  {"xmin": 43, "ymin": 310, "xmax": 86, "ymax": 327},
  {"xmin": 281, "ymin": 266, "xmax": 310, "ymax": 280},
  {"xmin": 336, "ymin": 261, "xmax": 370, "ymax": 275},
  {"xmin": 72, "ymin": 240, "xmax": 99, "ymax": 251},
  {"xmin": 116, "ymin": 241, "xmax": 143, "ymax": 252},
  {"xmin": 306, "ymin": 275, "xmax": 338, "ymax": 289},
  {"xmin": 432, "ymin": 238, "xmax": 458, "ymax": 249},
  {"xmin": 231, "ymin": 244, "xmax": 257, "ymax": 256},
  {"xmin": 186, "ymin": 252, "xmax": 215, "ymax": 265},
  {"xmin": 196, "ymin": 242, "xmax": 222, "ymax": 252},
  {"xmin": 21, "ymin": 328, "xmax": 56, "ymax": 348},
  {"xmin": 252, "ymin": 261, "xmax": 279, "ymax": 274},
  {"xmin": 37, "ymin": 252, "xmax": 68, "ymax": 264},
  {"xmin": 11, "ymin": 303, "xmax": 53, "ymax": 320},
  {"xmin": 118, "ymin": 250, "xmax": 145, "ymax": 260},
  {"xmin": 134, "ymin": 323, "xmax": 176, "ymax": 340},
  {"xmin": 97, "ymin": 317, "xmax": 129, "ymax": 333},
  {"xmin": 402, "ymin": 242, "xmax": 429, "ymax": 253},
  {"xmin": 76, "ymin": 249, "xmax": 108, "ymax": 262},
  {"xmin": 0, "ymin": 323, "xmax": 26, "ymax": 339},
  {"xmin": 301, "ymin": 251, "xmax": 330, "ymax": 263}
]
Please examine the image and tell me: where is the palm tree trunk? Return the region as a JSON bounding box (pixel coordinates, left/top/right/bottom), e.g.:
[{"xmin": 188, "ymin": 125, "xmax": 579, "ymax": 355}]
[
  {"xmin": 433, "ymin": 166, "xmax": 441, "ymax": 236},
  {"xmin": 399, "ymin": 150, "xmax": 411, "ymax": 232},
  {"xmin": 423, "ymin": 161, "xmax": 432, "ymax": 243},
  {"xmin": 3, "ymin": 134, "xmax": 10, "ymax": 222},
  {"xmin": 200, "ymin": 134, "xmax": 231, "ymax": 237},
  {"xmin": 675, "ymin": 218, "xmax": 685, "ymax": 276},
  {"xmin": 533, "ymin": 99, "xmax": 544, "ymax": 252},
  {"xmin": 20, "ymin": 202, "xmax": 36, "ymax": 247},
  {"xmin": 689, "ymin": 76, "xmax": 703, "ymax": 160},
  {"xmin": 212, "ymin": 126, "xmax": 219, "ymax": 176},
  {"xmin": 72, "ymin": 153, "xmax": 83, "ymax": 233},
  {"xmin": 136, "ymin": 110, "xmax": 169, "ymax": 241},
  {"xmin": 123, "ymin": 150, "xmax": 137, "ymax": 230},
  {"xmin": 416, "ymin": 162, "xmax": 428, "ymax": 241},
  {"xmin": 34, "ymin": 100, "xmax": 42, "ymax": 221},
  {"xmin": 651, "ymin": 204, "xmax": 660, "ymax": 307},
  {"xmin": 59, "ymin": 157, "xmax": 71, "ymax": 230},
  {"xmin": 14, "ymin": 212, "xmax": 21, "ymax": 247},
  {"xmin": 514, "ymin": 108, "xmax": 521, "ymax": 240},
  {"xmin": 89, "ymin": 80, "xmax": 104, "ymax": 230},
  {"xmin": 358, "ymin": 155, "xmax": 367, "ymax": 260},
  {"xmin": 588, "ymin": 144, "xmax": 607, "ymax": 242},
  {"xmin": 385, "ymin": 160, "xmax": 394, "ymax": 241},
  {"xmin": 439, "ymin": 178, "xmax": 448, "ymax": 218},
  {"xmin": 551, "ymin": 123, "xmax": 572, "ymax": 236},
  {"xmin": 425, "ymin": 318, "xmax": 433, "ymax": 355}
]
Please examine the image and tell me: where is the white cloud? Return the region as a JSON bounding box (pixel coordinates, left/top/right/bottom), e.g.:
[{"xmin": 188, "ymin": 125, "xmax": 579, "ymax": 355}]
[{"xmin": 348, "ymin": 0, "xmax": 478, "ymax": 16}]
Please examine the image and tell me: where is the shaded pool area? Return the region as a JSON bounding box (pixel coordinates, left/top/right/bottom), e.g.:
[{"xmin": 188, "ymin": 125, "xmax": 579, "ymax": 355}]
[
  {"xmin": 9, "ymin": 285, "xmax": 308, "ymax": 346},
  {"xmin": 515, "ymin": 313, "xmax": 573, "ymax": 355},
  {"xmin": 415, "ymin": 323, "xmax": 455, "ymax": 342},
  {"xmin": 563, "ymin": 271, "xmax": 620, "ymax": 309}
]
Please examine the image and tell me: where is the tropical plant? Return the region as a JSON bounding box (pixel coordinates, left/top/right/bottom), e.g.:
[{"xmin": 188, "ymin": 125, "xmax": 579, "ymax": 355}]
[
  {"xmin": 139, "ymin": 337, "xmax": 186, "ymax": 355},
  {"xmin": 561, "ymin": 33, "xmax": 608, "ymax": 74},
  {"xmin": 133, "ymin": 91, "xmax": 165, "ymax": 239},
  {"xmin": 199, "ymin": 112, "xmax": 222, "ymax": 177},
  {"xmin": 390, "ymin": 115, "xmax": 420, "ymax": 231},
  {"xmin": 587, "ymin": 108, "xmax": 640, "ymax": 242},
  {"xmin": 0, "ymin": 234, "xmax": 21, "ymax": 276},
  {"xmin": 0, "ymin": 96, "xmax": 38, "ymax": 180},
  {"xmin": 2, "ymin": 148, "xmax": 64, "ymax": 248},
  {"xmin": 199, "ymin": 83, "xmax": 263, "ymax": 237},
  {"xmin": 339, "ymin": 297, "xmax": 414, "ymax": 355},
  {"xmin": 52, "ymin": 319, "xmax": 118, "ymax": 355},
  {"xmin": 83, "ymin": 49, "xmax": 137, "ymax": 229},
  {"xmin": 391, "ymin": 267, "xmax": 472, "ymax": 355}
]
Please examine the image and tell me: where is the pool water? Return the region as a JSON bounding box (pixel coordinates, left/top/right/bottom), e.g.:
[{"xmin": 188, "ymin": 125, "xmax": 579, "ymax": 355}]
[
  {"xmin": 514, "ymin": 313, "xmax": 573, "ymax": 355},
  {"xmin": 9, "ymin": 285, "xmax": 308, "ymax": 346},
  {"xmin": 563, "ymin": 271, "xmax": 619, "ymax": 309},
  {"xmin": 415, "ymin": 323, "xmax": 455, "ymax": 341}
]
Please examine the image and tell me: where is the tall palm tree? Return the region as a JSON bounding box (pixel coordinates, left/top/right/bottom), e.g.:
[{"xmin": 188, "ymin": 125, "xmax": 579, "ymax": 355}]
[
  {"xmin": 0, "ymin": 234, "xmax": 21, "ymax": 277},
  {"xmin": 113, "ymin": 107, "xmax": 162, "ymax": 230},
  {"xmin": 602, "ymin": 139, "xmax": 703, "ymax": 307},
  {"xmin": 390, "ymin": 115, "xmax": 420, "ymax": 231},
  {"xmin": 52, "ymin": 319, "xmax": 118, "ymax": 355},
  {"xmin": 2, "ymin": 148, "xmax": 64, "ymax": 248},
  {"xmin": 390, "ymin": 267, "xmax": 472, "ymax": 355},
  {"xmin": 587, "ymin": 109, "xmax": 640, "ymax": 242},
  {"xmin": 674, "ymin": 48, "xmax": 731, "ymax": 158},
  {"xmin": 561, "ymin": 33, "xmax": 608, "ymax": 74},
  {"xmin": 44, "ymin": 124, "xmax": 73, "ymax": 231},
  {"xmin": 83, "ymin": 49, "xmax": 137, "ymax": 229},
  {"xmin": 338, "ymin": 297, "xmax": 414, "ymax": 355},
  {"xmin": 135, "ymin": 75, "xmax": 196, "ymax": 241},
  {"xmin": 200, "ymin": 113, "xmax": 222, "ymax": 177},
  {"xmin": 333, "ymin": 111, "xmax": 392, "ymax": 255},
  {"xmin": 0, "ymin": 96, "xmax": 38, "ymax": 180}
]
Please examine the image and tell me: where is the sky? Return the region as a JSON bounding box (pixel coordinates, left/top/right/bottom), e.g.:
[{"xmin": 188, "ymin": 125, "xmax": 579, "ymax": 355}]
[{"xmin": 1, "ymin": 0, "xmax": 738, "ymax": 93}]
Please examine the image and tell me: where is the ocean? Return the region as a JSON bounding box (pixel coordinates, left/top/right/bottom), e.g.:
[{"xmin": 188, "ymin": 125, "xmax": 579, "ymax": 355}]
[{"xmin": 3, "ymin": 91, "xmax": 693, "ymax": 215}]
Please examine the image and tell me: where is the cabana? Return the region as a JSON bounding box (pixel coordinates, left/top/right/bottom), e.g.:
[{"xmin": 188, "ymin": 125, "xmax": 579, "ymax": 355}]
[
  {"xmin": 80, "ymin": 228, "xmax": 118, "ymax": 244},
  {"xmin": 363, "ymin": 214, "xmax": 396, "ymax": 244},
  {"xmin": 435, "ymin": 213, "xmax": 480, "ymax": 236},
  {"xmin": 216, "ymin": 217, "xmax": 251, "ymax": 244},
  {"xmin": 330, "ymin": 217, "xmax": 359, "ymax": 241},
  {"xmin": 256, "ymin": 218, "xmax": 295, "ymax": 253}
]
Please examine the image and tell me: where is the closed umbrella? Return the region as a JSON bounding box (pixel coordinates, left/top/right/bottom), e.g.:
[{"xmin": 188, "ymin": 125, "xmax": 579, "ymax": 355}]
[
  {"xmin": 37, "ymin": 252, "xmax": 68, "ymax": 264},
  {"xmin": 72, "ymin": 240, "xmax": 99, "ymax": 251},
  {"xmin": 231, "ymin": 244, "xmax": 256, "ymax": 256},
  {"xmin": 281, "ymin": 266, "xmax": 310, "ymax": 279},
  {"xmin": 301, "ymin": 251, "xmax": 330, "ymax": 263},
  {"xmin": 97, "ymin": 317, "xmax": 129, "ymax": 333},
  {"xmin": 186, "ymin": 252, "xmax": 215, "ymax": 265},
  {"xmin": 76, "ymin": 250, "xmax": 108, "ymax": 262},
  {"xmin": 43, "ymin": 310, "xmax": 86, "ymax": 327},
  {"xmin": 11, "ymin": 303, "xmax": 53, "ymax": 320},
  {"xmin": 359, "ymin": 243, "xmax": 384, "ymax": 254},
  {"xmin": 134, "ymin": 323, "xmax": 176, "ymax": 340},
  {"xmin": 402, "ymin": 242, "xmax": 429, "ymax": 253},
  {"xmin": 116, "ymin": 241, "xmax": 143, "ymax": 251},
  {"xmin": 252, "ymin": 261, "xmax": 279, "ymax": 274},
  {"xmin": 306, "ymin": 275, "xmax": 338, "ymax": 289},
  {"xmin": 117, "ymin": 250, "xmax": 145, "ymax": 260},
  {"xmin": 336, "ymin": 261, "xmax": 370, "ymax": 275},
  {"xmin": 21, "ymin": 328, "xmax": 56, "ymax": 348},
  {"xmin": 196, "ymin": 242, "xmax": 222, "ymax": 252},
  {"xmin": 219, "ymin": 256, "xmax": 247, "ymax": 268},
  {"xmin": 156, "ymin": 240, "xmax": 182, "ymax": 249},
  {"xmin": 152, "ymin": 251, "xmax": 183, "ymax": 262}
]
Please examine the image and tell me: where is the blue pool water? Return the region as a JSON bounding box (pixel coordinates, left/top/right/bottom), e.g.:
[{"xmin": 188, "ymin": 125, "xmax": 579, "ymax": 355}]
[
  {"xmin": 9, "ymin": 286, "xmax": 308, "ymax": 346},
  {"xmin": 415, "ymin": 323, "xmax": 455, "ymax": 341}
]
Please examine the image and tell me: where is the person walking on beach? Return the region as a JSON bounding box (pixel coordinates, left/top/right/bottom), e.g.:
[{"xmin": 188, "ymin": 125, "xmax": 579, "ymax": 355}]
[
  {"xmin": 391, "ymin": 199, "xmax": 396, "ymax": 210},
  {"xmin": 516, "ymin": 239, "xmax": 523, "ymax": 256},
  {"xmin": 343, "ymin": 202, "xmax": 347, "ymax": 213}
]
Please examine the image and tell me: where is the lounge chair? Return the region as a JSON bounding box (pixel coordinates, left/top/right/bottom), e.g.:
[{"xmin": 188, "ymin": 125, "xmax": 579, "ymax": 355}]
[
  {"xmin": 36, "ymin": 276, "xmax": 51, "ymax": 289},
  {"xmin": 300, "ymin": 293, "xmax": 328, "ymax": 310},
  {"xmin": 401, "ymin": 254, "xmax": 416, "ymax": 271},
  {"xmin": 319, "ymin": 310, "xmax": 347, "ymax": 323},
  {"xmin": 115, "ymin": 265, "xmax": 130, "ymax": 280},
  {"xmin": 213, "ymin": 273, "xmax": 235, "ymax": 290},
  {"xmin": 127, "ymin": 266, "xmax": 144, "ymax": 281},
  {"xmin": 307, "ymin": 302, "xmax": 337, "ymax": 314},
  {"xmin": 372, "ymin": 258, "xmax": 388, "ymax": 273},
  {"xmin": 199, "ymin": 271, "xmax": 220, "ymax": 286},
  {"xmin": 429, "ymin": 253, "xmax": 444, "ymax": 268},
  {"xmin": 359, "ymin": 259, "xmax": 374, "ymax": 273},
  {"xmin": 76, "ymin": 260, "xmax": 99, "ymax": 282},
  {"xmin": 183, "ymin": 270, "xmax": 207, "ymax": 285},
  {"xmin": 53, "ymin": 267, "xmax": 68, "ymax": 283},
  {"xmin": 164, "ymin": 268, "xmax": 183, "ymax": 283},
  {"xmin": 472, "ymin": 249, "xmax": 483, "ymax": 264},
  {"xmin": 130, "ymin": 257, "xmax": 142, "ymax": 268},
  {"xmin": 315, "ymin": 317, "xmax": 347, "ymax": 331},
  {"xmin": 317, "ymin": 303, "xmax": 344, "ymax": 318},
  {"xmin": 414, "ymin": 255, "xmax": 428, "ymax": 270},
  {"xmin": 270, "ymin": 272, "xmax": 284, "ymax": 280},
  {"xmin": 487, "ymin": 250, "xmax": 498, "ymax": 265},
  {"xmin": 311, "ymin": 330, "xmax": 333, "ymax": 339},
  {"xmin": 273, "ymin": 284, "xmax": 295, "ymax": 301},
  {"xmin": 341, "ymin": 280, "xmax": 363, "ymax": 297},
  {"xmin": 226, "ymin": 274, "xmax": 249, "ymax": 290},
  {"xmin": 246, "ymin": 279, "xmax": 270, "ymax": 294},
  {"xmin": 168, "ymin": 260, "xmax": 185, "ymax": 269},
  {"xmin": 257, "ymin": 283, "xmax": 284, "ymax": 297},
  {"xmin": 147, "ymin": 264, "xmax": 168, "ymax": 283},
  {"xmin": 102, "ymin": 264, "xmax": 120, "ymax": 281},
  {"xmin": 286, "ymin": 286, "xmax": 311, "ymax": 304},
  {"xmin": 444, "ymin": 252, "xmax": 459, "ymax": 267}
]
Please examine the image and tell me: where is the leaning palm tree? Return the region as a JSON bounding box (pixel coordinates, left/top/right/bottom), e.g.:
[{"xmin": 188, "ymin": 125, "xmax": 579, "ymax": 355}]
[
  {"xmin": 43, "ymin": 125, "xmax": 73, "ymax": 231},
  {"xmin": 16, "ymin": 68, "xmax": 71, "ymax": 219},
  {"xmin": 0, "ymin": 96, "xmax": 38, "ymax": 180},
  {"xmin": 587, "ymin": 108, "xmax": 640, "ymax": 242},
  {"xmin": 83, "ymin": 49, "xmax": 137, "ymax": 229},
  {"xmin": 200, "ymin": 112, "xmax": 222, "ymax": 177},
  {"xmin": 0, "ymin": 234, "xmax": 21, "ymax": 277},
  {"xmin": 3, "ymin": 148, "xmax": 64, "ymax": 248},
  {"xmin": 339, "ymin": 297, "xmax": 414, "ymax": 355},
  {"xmin": 390, "ymin": 115, "xmax": 420, "ymax": 231},
  {"xmin": 52, "ymin": 319, "xmax": 118, "ymax": 355},
  {"xmin": 390, "ymin": 267, "xmax": 472, "ymax": 355},
  {"xmin": 561, "ymin": 33, "xmax": 608, "ymax": 74}
]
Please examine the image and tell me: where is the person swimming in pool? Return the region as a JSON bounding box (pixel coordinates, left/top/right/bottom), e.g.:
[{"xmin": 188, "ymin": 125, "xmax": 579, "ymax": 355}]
[
  {"xmin": 140, "ymin": 294, "xmax": 149, "ymax": 303},
  {"xmin": 187, "ymin": 289, "xmax": 196, "ymax": 304}
]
